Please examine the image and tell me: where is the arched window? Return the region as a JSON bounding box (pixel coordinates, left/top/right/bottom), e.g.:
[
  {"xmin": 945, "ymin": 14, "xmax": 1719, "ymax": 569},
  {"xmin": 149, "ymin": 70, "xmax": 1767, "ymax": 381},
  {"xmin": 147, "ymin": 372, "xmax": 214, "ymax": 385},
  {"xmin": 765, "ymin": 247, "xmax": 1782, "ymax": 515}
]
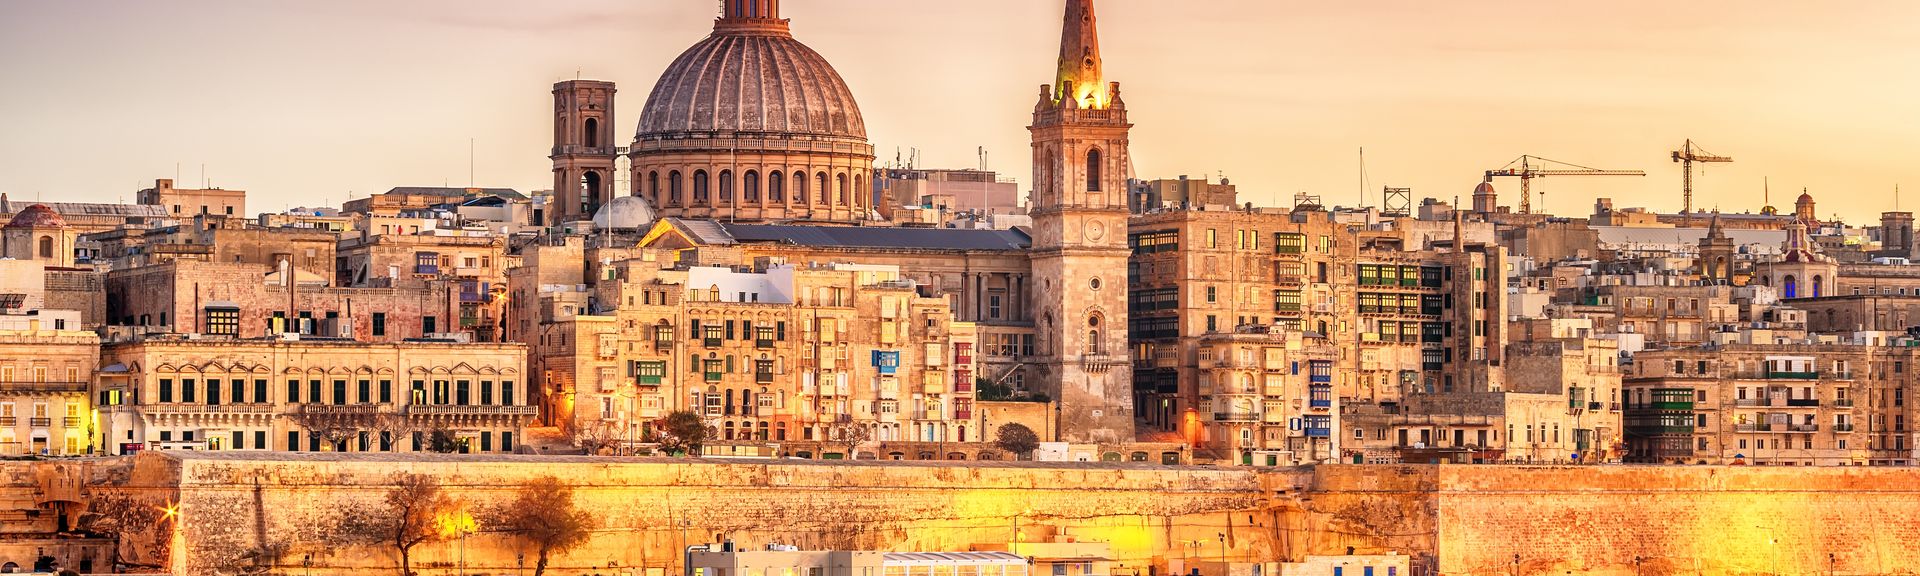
[
  {"xmin": 816, "ymin": 173, "xmax": 830, "ymax": 205},
  {"xmin": 744, "ymin": 170, "xmax": 760, "ymax": 202},
  {"xmin": 37, "ymin": 236, "xmax": 53, "ymax": 259},
  {"xmin": 1783, "ymin": 275, "xmax": 1798, "ymax": 299},
  {"xmin": 668, "ymin": 171, "xmax": 684, "ymax": 206},
  {"xmin": 854, "ymin": 174, "xmax": 864, "ymax": 208},
  {"xmin": 581, "ymin": 172, "xmax": 603, "ymax": 213},
  {"xmin": 836, "ymin": 173, "xmax": 848, "ymax": 205},
  {"xmin": 718, "ymin": 170, "xmax": 733, "ymax": 203},
  {"xmin": 1812, "ymin": 275, "xmax": 1824, "ymax": 298},
  {"xmin": 769, "ymin": 171, "xmax": 785, "ymax": 203},
  {"xmin": 1086, "ymin": 148, "xmax": 1103, "ymax": 192},
  {"xmin": 692, "ymin": 170, "xmax": 710, "ymax": 204},
  {"xmin": 648, "ymin": 171, "xmax": 660, "ymax": 203},
  {"xmin": 793, "ymin": 171, "xmax": 808, "ymax": 203},
  {"xmin": 1088, "ymin": 329, "xmax": 1101, "ymax": 355},
  {"xmin": 583, "ymin": 118, "xmax": 599, "ymax": 148}
]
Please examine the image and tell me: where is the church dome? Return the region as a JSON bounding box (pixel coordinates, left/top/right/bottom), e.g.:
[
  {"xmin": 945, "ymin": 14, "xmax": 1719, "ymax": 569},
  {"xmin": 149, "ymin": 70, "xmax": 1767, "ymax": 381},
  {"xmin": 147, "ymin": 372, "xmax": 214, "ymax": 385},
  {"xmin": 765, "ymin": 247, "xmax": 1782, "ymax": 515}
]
[
  {"xmin": 593, "ymin": 195, "xmax": 657, "ymax": 231},
  {"xmin": 636, "ymin": 14, "xmax": 866, "ymax": 141},
  {"xmin": 1473, "ymin": 182, "xmax": 1496, "ymax": 195},
  {"xmin": 5, "ymin": 204, "xmax": 67, "ymax": 229}
]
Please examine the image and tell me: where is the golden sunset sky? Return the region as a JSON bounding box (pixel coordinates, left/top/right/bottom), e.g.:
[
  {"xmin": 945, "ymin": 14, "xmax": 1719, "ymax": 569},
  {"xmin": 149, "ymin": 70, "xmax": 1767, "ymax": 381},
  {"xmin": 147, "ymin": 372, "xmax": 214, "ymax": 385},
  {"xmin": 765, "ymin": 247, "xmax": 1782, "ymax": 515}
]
[{"xmin": 2, "ymin": 0, "xmax": 1916, "ymax": 223}]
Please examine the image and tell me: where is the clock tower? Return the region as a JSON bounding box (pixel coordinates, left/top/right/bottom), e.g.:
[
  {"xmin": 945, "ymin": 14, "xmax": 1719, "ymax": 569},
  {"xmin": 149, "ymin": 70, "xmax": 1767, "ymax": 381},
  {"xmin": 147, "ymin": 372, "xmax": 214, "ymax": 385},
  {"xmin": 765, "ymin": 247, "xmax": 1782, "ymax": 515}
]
[{"xmin": 1028, "ymin": 0, "xmax": 1135, "ymax": 443}]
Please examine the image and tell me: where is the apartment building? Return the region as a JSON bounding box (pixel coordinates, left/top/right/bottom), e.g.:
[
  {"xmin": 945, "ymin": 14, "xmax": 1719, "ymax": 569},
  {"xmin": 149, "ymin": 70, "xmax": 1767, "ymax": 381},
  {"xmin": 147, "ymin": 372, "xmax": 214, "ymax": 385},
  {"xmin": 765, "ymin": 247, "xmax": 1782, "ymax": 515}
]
[
  {"xmin": 0, "ymin": 309, "xmax": 97, "ymax": 456},
  {"xmin": 527, "ymin": 247, "xmax": 981, "ymax": 455},
  {"xmin": 96, "ymin": 335, "xmax": 532, "ymax": 455},
  {"xmin": 1624, "ymin": 344, "xmax": 1910, "ymax": 466},
  {"xmin": 1195, "ymin": 326, "xmax": 1339, "ymax": 465}
]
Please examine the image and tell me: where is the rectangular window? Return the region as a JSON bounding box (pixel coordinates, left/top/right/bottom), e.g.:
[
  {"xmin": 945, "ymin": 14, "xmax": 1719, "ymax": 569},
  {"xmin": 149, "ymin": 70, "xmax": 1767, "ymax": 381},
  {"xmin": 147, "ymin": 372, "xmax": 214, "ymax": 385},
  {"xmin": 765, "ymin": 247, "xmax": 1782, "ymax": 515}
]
[
  {"xmin": 310, "ymin": 380, "xmax": 322, "ymax": 404},
  {"xmin": 332, "ymin": 380, "xmax": 347, "ymax": 405},
  {"xmin": 372, "ymin": 312, "xmax": 387, "ymax": 337},
  {"xmin": 254, "ymin": 380, "xmax": 267, "ymax": 404},
  {"xmin": 1206, "ymin": 229, "xmax": 1217, "ymax": 249},
  {"xmin": 182, "ymin": 379, "xmax": 197, "ymax": 403},
  {"xmin": 501, "ymin": 381, "xmax": 515, "ymax": 406},
  {"xmin": 254, "ymin": 430, "xmax": 266, "ymax": 450},
  {"xmin": 206, "ymin": 379, "xmax": 220, "ymax": 405},
  {"xmin": 357, "ymin": 380, "xmax": 371, "ymax": 403},
  {"xmin": 205, "ymin": 306, "xmax": 239, "ymax": 336},
  {"xmin": 422, "ymin": 316, "xmax": 437, "ymax": 335},
  {"xmin": 287, "ymin": 380, "xmax": 300, "ymax": 404},
  {"xmin": 379, "ymin": 380, "xmax": 392, "ymax": 403},
  {"xmin": 159, "ymin": 379, "xmax": 174, "ymax": 403},
  {"xmin": 481, "ymin": 381, "xmax": 494, "ymax": 406},
  {"xmin": 456, "ymin": 380, "xmax": 471, "ymax": 405},
  {"xmin": 288, "ymin": 431, "xmax": 301, "ymax": 452}
]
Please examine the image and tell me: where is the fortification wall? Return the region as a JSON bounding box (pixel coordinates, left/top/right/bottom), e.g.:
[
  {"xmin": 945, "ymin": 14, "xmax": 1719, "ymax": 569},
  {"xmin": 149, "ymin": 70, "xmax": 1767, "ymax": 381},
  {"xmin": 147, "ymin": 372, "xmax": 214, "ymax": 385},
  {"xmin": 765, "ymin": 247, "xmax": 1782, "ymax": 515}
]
[{"xmin": 10, "ymin": 454, "xmax": 1920, "ymax": 576}]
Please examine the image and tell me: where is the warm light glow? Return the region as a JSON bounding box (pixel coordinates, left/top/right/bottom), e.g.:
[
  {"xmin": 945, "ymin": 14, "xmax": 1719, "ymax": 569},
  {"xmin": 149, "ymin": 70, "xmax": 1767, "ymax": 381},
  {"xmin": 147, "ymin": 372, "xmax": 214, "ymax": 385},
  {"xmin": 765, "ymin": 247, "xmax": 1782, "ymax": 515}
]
[
  {"xmin": 160, "ymin": 503, "xmax": 179, "ymax": 521},
  {"xmin": 436, "ymin": 507, "xmax": 479, "ymax": 538}
]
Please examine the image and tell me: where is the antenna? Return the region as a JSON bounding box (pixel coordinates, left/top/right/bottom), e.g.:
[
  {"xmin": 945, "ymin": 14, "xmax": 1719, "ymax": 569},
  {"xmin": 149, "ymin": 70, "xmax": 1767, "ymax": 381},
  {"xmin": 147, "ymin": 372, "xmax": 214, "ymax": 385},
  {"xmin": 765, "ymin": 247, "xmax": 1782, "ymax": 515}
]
[{"xmin": 1358, "ymin": 147, "xmax": 1369, "ymax": 209}]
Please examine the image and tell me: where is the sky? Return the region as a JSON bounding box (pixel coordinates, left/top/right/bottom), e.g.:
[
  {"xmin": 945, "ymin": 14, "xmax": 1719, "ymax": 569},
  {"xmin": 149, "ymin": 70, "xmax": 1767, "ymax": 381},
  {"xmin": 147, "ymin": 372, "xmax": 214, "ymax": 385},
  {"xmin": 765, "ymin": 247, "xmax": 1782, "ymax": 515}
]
[{"xmin": 2, "ymin": 0, "xmax": 1918, "ymax": 224}]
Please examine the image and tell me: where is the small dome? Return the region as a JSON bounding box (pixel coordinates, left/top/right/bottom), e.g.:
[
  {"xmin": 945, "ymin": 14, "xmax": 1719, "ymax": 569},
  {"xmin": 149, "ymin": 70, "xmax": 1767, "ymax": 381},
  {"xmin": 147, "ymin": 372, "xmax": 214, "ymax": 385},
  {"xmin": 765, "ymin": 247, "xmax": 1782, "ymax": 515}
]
[
  {"xmin": 593, "ymin": 196, "xmax": 658, "ymax": 231},
  {"xmin": 1473, "ymin": 182, "xmax": 1496, "ymax": 195},
  {"xmin": 1797, "ymin": 192, "xmax": 1814, "ymax": 203},
  {"xmin": 5, "ymin": 204, "xmax": 67, "ymax": 229}
]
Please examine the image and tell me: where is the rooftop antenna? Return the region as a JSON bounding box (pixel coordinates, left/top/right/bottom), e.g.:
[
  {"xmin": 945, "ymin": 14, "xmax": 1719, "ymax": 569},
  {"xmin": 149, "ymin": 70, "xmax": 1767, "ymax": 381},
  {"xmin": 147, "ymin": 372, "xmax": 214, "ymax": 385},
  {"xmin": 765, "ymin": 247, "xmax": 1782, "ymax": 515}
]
[{"xmin": 1358, "ymin": 147, "xmax": 1371, "ymax": 210}]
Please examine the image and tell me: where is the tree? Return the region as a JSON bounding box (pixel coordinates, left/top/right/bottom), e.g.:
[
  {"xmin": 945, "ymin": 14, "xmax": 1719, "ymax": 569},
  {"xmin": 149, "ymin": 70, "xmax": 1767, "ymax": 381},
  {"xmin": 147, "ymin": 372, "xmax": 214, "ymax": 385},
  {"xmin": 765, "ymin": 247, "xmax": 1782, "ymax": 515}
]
[
  {"xmin": 427, "ymin": 428, "xmax": 465, "ymax": 454},
  {"xmin": 493, "ymin": 477, "xmax": 595, "ymax": 576},
  {"xmin": 570, "ymin": 420, "xmax": 626, "ymax": 455},
  {"xmin": 827, "ymin": 416, "xmax": 873, "ymax": 459},
  {"xmin": 375, "ymin": 473, "xmax": 454, "ymax": 576},
  {"xmin": 994, "ymin": 423, "xmax": 1040, "ymax": 460},
  {"xmin": 656, "ymin": 411, "xmax": 709, "ymax": 456}
]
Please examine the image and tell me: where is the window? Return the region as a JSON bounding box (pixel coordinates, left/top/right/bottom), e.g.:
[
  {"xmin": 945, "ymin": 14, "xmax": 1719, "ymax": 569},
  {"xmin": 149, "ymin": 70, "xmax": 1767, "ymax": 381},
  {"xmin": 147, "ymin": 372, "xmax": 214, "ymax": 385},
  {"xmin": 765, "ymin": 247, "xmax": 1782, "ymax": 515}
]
[
  {"xmin": 422, "ymin": 316, "xmax": 437, "ymax": 335},
  {"xmin": 1206, "ymin": 229, "xmax": 1217, "ymax": 249},
  {"xmin": 204, "ymin": 306, "xmax": 239, "ymax": 336},
  {"xmin": 372, "ymin": 312, "xmax": 386, "ymax": 337},
  {"xmin": 1086, "ymin": 149, "xmax": 1103, "ymax": 191}
]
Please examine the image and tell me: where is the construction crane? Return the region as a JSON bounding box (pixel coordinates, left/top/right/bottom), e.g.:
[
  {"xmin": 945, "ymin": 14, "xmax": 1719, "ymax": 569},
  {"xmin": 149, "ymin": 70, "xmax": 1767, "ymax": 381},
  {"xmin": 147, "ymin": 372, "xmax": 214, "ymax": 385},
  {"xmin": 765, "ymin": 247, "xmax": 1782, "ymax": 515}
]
[
  {"xmin": 1483, "ymin": 156, "xmax": 1646, "ymax": 215},
  {"xmin": 1671, "ymin": 140, "xmax": 1732, "ymax": 226}
]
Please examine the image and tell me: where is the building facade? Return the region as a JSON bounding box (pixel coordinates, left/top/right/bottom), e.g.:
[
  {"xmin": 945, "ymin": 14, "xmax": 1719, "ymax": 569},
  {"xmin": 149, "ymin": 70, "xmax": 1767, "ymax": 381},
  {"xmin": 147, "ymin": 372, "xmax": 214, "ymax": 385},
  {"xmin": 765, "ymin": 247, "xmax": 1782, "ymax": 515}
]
[
  {"xmin": 96, "ymin": 336, "xmax": 532, "ymax": 455},
  {"xmin": 0, "ymin": 310, "xmax": 97, "ymax": 456}
]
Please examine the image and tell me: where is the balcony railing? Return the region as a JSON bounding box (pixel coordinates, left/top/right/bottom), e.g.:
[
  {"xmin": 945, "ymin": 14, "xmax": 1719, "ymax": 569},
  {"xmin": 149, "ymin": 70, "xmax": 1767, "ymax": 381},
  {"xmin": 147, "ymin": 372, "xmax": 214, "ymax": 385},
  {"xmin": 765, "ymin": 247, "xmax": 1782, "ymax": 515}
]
[
  {"xmin": 62, "ymin": 417, "xmax": 80, "ymax": 428},
  {"xmin": 0, "ymin": 417, "xmax": 12, "ymax": 427},
  {"xmin": 1, "ymin": 381, "xmax": 88, "ymax": 393},
  {"xmin": 405, "ymin": 404, "xmax": 538, "ymax": 416},
  {"xmin": 1834, "ymin": 398, "xmax": 1856, "ymax": 408},
  {"xmin": 1786, "ymin": 399, "xmax": 1821, "ymax": 408},
  {"xmin": 28, "ymin": 418, "xmax": 51, "ymax": 428},
  {"xmin": 755, "ymin": 372, "xmax": 775, "ymax": 384},
  {"xmin": 756, "ymin": 338, "xmax": 775, "ymax": 349},
  {"xmin": 145, "ymin": 404, "xmax": 276, "ymax": 414},
  {"xmin": 413, "ymin": 264, "xmax": 440, "ymax": 275},
  {"xmin": 1213, "ymin": 412, "xmax": 1261, "ymax": 422},
  {"xmin": 1305, "ymin": 427, "xmax": 1332, "ymax": 438},
  {"xmin": 1651, "ymin": 401, "xmax": 1695, "ymax": 410},
  {"xmin": 1734, "ymin": 398, "xmax": 1773, "ymax": 407},
  {"xmin": 1834, "ymin": 423, "xmax": 1857, "ymax": 432},
  {"xmin": 299, "ymin": 404, "xmax": 391, "ymax": 415},
  {"xmin": 1609, "ymin": 402, "xmax": 1622, "ymax": 412},
  {"xmin": 1787, "ymin": 424, "xmax": 1820, "ymax": 433},
  {"xmin": 1766, "ymin": 371, "xmax": 1819, "ymax": 380},
  {"xmin": 954, "ymin": 410, "xmax": 973, "ymax": 420},
  {"xmin": 703, "ymin": 337, "xmax": 723, "ymax": 348},
  {"xmin": 1310, "ymin": 398, "xmax": 1333, "ymax": 409},
  {"xmin": 1734, "ymin": 423, "xmax": 1772, "ymax": 433}
]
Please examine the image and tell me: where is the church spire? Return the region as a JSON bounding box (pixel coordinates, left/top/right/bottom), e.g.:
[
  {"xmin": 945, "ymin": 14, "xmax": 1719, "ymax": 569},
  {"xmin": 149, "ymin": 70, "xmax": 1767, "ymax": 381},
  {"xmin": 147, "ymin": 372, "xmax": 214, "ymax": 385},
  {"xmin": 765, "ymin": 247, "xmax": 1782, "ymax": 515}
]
[{"xmin": 1055, "ymin": 0, "xmax": 1109, "ymax": 109}]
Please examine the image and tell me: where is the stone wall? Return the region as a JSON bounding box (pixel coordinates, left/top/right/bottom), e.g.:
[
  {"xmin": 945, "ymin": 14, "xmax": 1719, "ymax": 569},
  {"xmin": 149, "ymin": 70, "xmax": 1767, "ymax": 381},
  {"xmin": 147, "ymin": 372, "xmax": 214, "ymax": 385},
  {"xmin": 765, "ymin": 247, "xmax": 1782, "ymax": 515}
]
[{"xmin": 17, "ymin": 454, "xmax": 1920, "ymax": 575}]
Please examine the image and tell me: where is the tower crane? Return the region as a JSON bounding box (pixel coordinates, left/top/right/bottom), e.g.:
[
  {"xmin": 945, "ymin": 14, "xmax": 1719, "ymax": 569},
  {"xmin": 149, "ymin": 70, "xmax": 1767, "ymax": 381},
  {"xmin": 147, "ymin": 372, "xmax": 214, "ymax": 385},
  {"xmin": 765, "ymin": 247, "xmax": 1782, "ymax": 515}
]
[
  {"xmin": 1671, "ymin": 140, "xmax": 1732, "ymax": 226},
  {"xmin": 1484, "ymin": 156, "xmax": 1646, "ymax": 215}
]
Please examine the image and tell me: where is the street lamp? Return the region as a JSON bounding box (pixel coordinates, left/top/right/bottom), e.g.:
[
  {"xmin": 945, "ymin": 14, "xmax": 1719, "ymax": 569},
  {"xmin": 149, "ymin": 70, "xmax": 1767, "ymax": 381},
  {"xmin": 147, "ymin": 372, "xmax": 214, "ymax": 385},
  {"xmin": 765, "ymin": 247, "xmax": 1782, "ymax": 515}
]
[
  {"xmin": 1215, "ymin": 532, "xmax": 1226, "ymax": 574},
  {"xmin": 302, "ymin": 553, "xmax": 311, "ymax": 576}
]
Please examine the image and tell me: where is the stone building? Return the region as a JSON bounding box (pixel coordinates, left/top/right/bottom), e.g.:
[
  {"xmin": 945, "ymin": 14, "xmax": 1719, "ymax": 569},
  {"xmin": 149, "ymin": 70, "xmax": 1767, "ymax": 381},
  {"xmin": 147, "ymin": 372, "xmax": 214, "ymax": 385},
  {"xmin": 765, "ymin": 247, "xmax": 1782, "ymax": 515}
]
[
  {"xmin": 1624, "ymin": 344, "xmax": 1909, "ymax": 466},
  {"xmin": 0, "ymin": 193, "xmax": 170, "ymax": 235},
  {"xmin": 527, "ymin": 250, "xmax": 981, "ymax": 455},
  {"xmin": 549, "ymin": 1, "xmax": 876, "ymax": 225},
  {"xmin": 1, "ymin": 205, "xmax": 81, "ymax": 268},
  {"xmin": 1195, "ymin": 326, "xmax": 1339, "ymax": 465},
  {"xmin": 0, "ymin": 309, "xmax": 97, "ymax": 456},
  {"xmin": 96, "ymin": 335, "xmax": 531, "ymax": 455},
  {"xmin": 106, "ymin": 259, "xmax": 477, "ymax": 343},
  {"xmin": 1133, "ymin": 176, "xmax": 1239, "ymax": 214},
  {"xmin": 136, "ymin": 178, "xmax": 247, "ymax": 219}
]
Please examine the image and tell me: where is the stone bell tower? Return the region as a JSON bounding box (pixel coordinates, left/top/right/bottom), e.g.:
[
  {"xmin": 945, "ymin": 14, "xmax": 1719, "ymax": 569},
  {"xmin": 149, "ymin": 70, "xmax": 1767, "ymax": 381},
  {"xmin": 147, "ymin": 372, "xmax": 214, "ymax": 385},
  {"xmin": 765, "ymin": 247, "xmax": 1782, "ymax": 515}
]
[
  {"xmin": 550, "ymin": 80, "xmax": 618, "ymax": 226},
  {"xmin": 1028, "ymin": 0, "xmax": 1135, "ymax": 443}
]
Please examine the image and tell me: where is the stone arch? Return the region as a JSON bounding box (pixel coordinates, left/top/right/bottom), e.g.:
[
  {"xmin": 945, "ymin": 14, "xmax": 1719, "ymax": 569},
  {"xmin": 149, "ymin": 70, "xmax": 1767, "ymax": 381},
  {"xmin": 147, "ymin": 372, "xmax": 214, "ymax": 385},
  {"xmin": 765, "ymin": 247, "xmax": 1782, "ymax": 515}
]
[
  {"xmin": 816, "ymin": 172, "xmax": 830, "ymax": 205},
  {"xmin": 793, "ymin": 170, "xmax": 807, "ymax": 203},
  {"xmin": 718, "ymin": 170, "xmax": 733, "ymax": 204},
  {"xmin": 744, "ymin": 170, "xmax": 760, "ymax": 203},
  {"xmin": 669, "ymin": 170, "xmax": 684, "ymax": 206},
  {"xmin": 693, "ymin": 170, "xmax": 710, "ymax": 205},
  {"xmin": 769, "ymin": 171, "xmax": 785, "ymax": 203}
]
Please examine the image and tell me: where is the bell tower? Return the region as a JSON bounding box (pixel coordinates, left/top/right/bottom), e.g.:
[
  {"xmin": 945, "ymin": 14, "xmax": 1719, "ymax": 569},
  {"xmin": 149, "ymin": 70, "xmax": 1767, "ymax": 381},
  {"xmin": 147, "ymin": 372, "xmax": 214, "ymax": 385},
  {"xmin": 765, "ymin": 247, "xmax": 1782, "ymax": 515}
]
[
  {"xmin": 1028, "ymin": 0, "xmax": 1135, "ymax": 443},
  {"xmin": 550, "ymin": 80, "xmax": 618, "ymax": 226}
]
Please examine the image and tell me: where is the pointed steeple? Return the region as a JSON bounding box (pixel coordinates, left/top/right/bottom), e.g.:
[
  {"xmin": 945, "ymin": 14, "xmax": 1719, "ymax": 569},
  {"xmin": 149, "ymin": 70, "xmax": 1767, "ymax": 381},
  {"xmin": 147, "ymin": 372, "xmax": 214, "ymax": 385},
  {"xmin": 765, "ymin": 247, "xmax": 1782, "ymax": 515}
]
[
  {"xmin": 1055, "ymin": 0, "xmax": 1109, "ymax": 109},
  {"xmin": 1707, "ymin": 210, "xmax": 1726, "ymax": 239}
]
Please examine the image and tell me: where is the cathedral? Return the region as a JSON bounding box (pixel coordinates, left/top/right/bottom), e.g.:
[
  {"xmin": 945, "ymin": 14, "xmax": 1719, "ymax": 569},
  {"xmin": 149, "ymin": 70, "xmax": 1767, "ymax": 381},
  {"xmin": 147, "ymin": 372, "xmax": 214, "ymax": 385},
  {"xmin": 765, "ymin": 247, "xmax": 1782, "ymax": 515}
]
[{"xmin": 535, "ymin": 0, "xmax": 1139, "ymax": 443}]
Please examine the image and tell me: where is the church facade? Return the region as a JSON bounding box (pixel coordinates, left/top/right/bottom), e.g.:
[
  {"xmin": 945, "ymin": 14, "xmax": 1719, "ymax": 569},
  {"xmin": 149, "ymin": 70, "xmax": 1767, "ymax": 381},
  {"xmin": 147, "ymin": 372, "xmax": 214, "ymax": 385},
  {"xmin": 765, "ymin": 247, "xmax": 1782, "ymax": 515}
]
[{"xmin": 526, "ymin": 0, "xmax": 1136, "ymax": 444}]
